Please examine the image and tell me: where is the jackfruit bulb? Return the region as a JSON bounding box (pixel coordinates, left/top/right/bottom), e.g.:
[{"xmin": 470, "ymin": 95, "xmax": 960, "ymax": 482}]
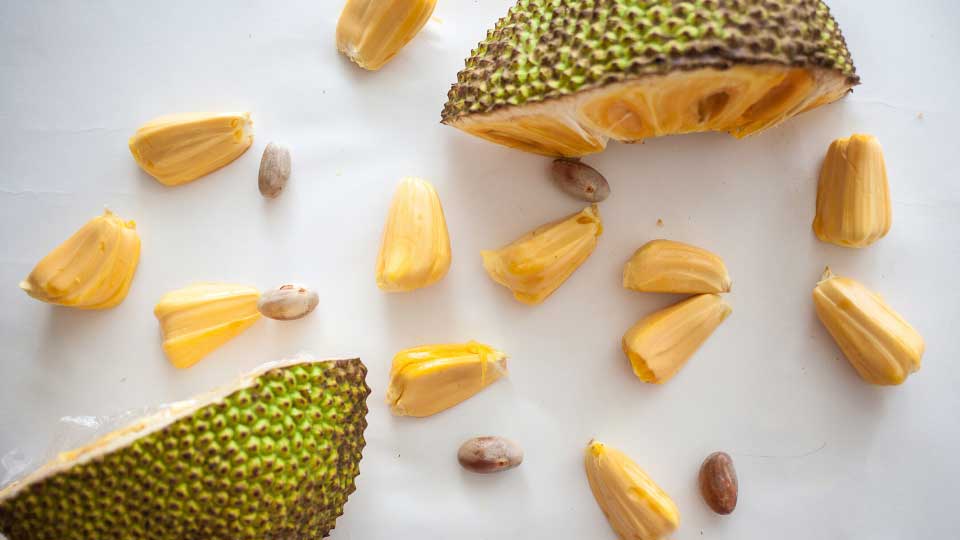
[
  {"xmin": 336, "ymin": 0, "xmax": 437, "ymax": 70},
  {"xmin": 20, "ymin": 210, "xmax": 140, "ymax": 309},
  {"xmin": 129, "ymin": 112, "xmax": 254, "ymax": 186},
  {"xmin": 154, "ymin": 282, "xmax": 261, "ymax": 369},
  {"xmin": 442, "ymin": 1, "xmax": 859, "ymax": 157},
  {"xmin": 0, "ymin": 357, "xmax": 370, "ymax": 540}
]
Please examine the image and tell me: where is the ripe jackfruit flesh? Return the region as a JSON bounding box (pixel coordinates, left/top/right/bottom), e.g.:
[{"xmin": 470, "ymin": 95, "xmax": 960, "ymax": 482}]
[
  {"xmin": 623, "ymin": 239, "xmax": 731, "ymax": 294},
  {"xmin": 623, "ymin": 294, "xmax": 731, "ymax": 383},
  {"xmin": 813, "ymin": 268, "xmax": 924, "ymax": 385},
  {"xmin": 376, "ymin": 177, "xmax": 452, "ymax": 292},
  {"xmin": 442, "ymin": 1, "xmax": 859, "ymax": 157},
  {"xmin": 0, "ymin": 357, "xmax": 370, "ymax": 540},
  {"xmin": 20, "ymin": 210, "xmax": 140, "ymax": 309},
  {"xmin": 129, "ymin": 112, "xmax": 254, "ymax": 186},
  {"xmin": 154, "ymin": 282, "xmax": 261, "ymax": 369},
  {"xmin": 584, "ymin": 440, "xmax": 680, "ymax": 540},
  {"xmin": 813, "ymin": 134, "xmax": 891, "ymax": 248},
  {"xmin": 386, "ymin": 342, "xmax": 507, "ymax": 417},
  {"xmin": 336, "ymin": 0, "xmax": 437, "ymax": 70},
  {"xmin": 482, "ymin": 205, "xmax": 602, "ymax": 305}
]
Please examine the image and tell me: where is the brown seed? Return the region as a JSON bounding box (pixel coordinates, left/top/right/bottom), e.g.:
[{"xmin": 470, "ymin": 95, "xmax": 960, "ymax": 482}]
[
  {"xmin": 698, "ymin": 451, "xmax": 738, "ymax": 515},
  {"xmin": 257, "ymin": 283, "xmax": 318, "ymax": 320},
  {"xmin": 457, "ymin": 436, "xmax": 523, "ymax": 474},
  {"xmin": 258, "ymin": 142, "xmax": 291, "ymax": 198},
  {"xmin": 551, "ymin": 159, "xmax": 610, "ymax": 202}
]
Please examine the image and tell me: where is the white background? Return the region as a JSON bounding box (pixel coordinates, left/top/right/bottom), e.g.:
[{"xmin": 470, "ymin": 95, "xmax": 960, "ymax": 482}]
[{"xmin": 1, "ymin": 1, "xmax": 959, "ymax": 538}]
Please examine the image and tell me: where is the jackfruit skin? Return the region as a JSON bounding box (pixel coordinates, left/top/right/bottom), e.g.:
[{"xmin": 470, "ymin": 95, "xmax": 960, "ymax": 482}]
[
  {"xmin": 442, "ymin": 0, "xmax": 858, "ymax": 122},
  {"xmin": 0, "ymin": 359, "xmax": 370, "ymax": 540}
]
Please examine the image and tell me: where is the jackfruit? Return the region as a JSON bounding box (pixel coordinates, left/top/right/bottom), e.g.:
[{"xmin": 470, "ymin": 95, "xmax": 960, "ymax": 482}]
[
  {"xmin": 20, "ymin": 210, "xmax": 140, "ymax": 309},
  {"xmin": 376, "ymin": 177, "xmax": 452, "ymax": 292},
  {"xmin": 442, "ymin": 1, "xmax": 859, "ymax": 157},
  {"xmin": 623, "ymin": 294, "xmax": 731, "ymax": 384},
  {"xmin": 336, "ymin": 0, "xmax": 437, "ymax": 70},
  {"xmin": 154, "ymin": 282, "xmax": 261, "ymax": 369},
  {"xmin": 584, "ymin": 440, "xmax": 680, "ymax": 540},
  {"xmin": 129, "ymin": 112, "xmax": 254, "ymax": 186},
  {"xmin": 623, "ymin": 240, "xmax": 731, "ymax": 294},
  {"xmin": 0, "ymin": 357, "xmax": 370, "ymax": 540},
  {"xmin": 482, "ymin": 205, "xmax": 602, "ymax": 305},
  {"xmin": 386, "ymin": 341, "xmax": 507, "ymax": 417},
  {"xmin": 813, "ymin": 134, "xmax": 891, "ymax": 247},
  {"xmin": 813, "ymin": 268, "xmax": 924, "ymax": 385}
]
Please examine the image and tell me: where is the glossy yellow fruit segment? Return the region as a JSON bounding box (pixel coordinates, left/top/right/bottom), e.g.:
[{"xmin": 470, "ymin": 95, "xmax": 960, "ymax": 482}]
[
  {"xmin": 584, "ymin": 440, "xmax": 680, "ymax": 540},
  {"xmin": 622, "ymin": 294, "xmax": 731, "ymax": 384},
  {"xmin": 20, "ymin": 210, "xmax": 140, "ymax": 309},
  {"xmin": 813, "ymin": 268, "xmax": 924, "ymax": 385},
  {"xmin": 813, "ymin": 134, "xmax": 891, "ymax": 248},
  {"xmin": 336, "ymin": 0, "xmax": 437, "ymax": 70},
  {"xmin": 376, "ymin": 177, "xmax": 451, "ymax": 292},
  {"xmin": 386, "ymin": 342, "xmax": 507, "ymax": 417},
  {"xmin": 623, "ymin": 239, "xmax": 731, "ymax": 294},
  {"xmin": 154, "ymin": 283, "xmax": 261, "ymax": 369},
  {"xmin": 482, "ymin": 205, "xmax": 602, "ymax": 305},
  {"xmin": 129, "ymin": 112, "xmax": 254, "ymax": 186}
]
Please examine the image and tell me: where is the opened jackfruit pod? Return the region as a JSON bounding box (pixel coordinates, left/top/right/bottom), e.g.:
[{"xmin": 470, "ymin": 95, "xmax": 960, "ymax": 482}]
[
  {"xmin": 376, "ymin": 177, "xmax": 452, "ymax": 292},
  {"xmin": 623, "ymin": 294, "xmax": 731, "ymax": 384},
  {"xmin": 482, "ymin": 205, "xmax": 602, "ymax": 305},
  {"xmin": 442, "ymin": 0, "xmax": 859, "ymax": 157},
  {"xmin": 813, "ymin": 134, "xmax": 891, "ymax": 248},
  {"xmin": 585, "ymin": 440, "xmax": 680, "ymax": 540},
  {"xmin": 386, "ymin": 342, "xmax": 507, "ymax": 417},
  {"xmin": 337, "ymin": 0, "xmax": 437, "ymax": 70},
  {"xmin": 20, "ymin": 210, "xmax": 140, "ymax": 309},
  {"xmin": 129, "ymin": 112, "xmax": 254, "ymax": 186},
  {"xmin": 623, "ymin": 239, "xmax": 731, "ymax": 294},
  {"xmin": 154, "ymin": 282, "xmax": 261, "ymax": 369},
  {"xmin": 813, "ymin": 268, "xmax": 923, "ymax": 385},
  {"xmin": 0, "ymin": 357, "xmax": 370, "ymax": 540}
]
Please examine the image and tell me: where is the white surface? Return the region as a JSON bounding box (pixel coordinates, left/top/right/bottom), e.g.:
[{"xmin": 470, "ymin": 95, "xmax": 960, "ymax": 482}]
[{"xmin": 1, "ymin": 1, "xmax": 958, "ymax": 538}]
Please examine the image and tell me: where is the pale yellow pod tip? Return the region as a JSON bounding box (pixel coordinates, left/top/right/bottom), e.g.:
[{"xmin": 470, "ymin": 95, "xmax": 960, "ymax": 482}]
[{"xmin": 336, "ymin": 0, "xmax": 438, "ymax": 70}]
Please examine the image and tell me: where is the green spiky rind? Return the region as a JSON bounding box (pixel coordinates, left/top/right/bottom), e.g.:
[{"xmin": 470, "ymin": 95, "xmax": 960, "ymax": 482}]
[
  {"xmin": 0, "ymin": 359, "xmax": 370, "ymax": 540},
  {"xmin": 441, "ymin": 0, "xmax": 858, "ymax": 122}
]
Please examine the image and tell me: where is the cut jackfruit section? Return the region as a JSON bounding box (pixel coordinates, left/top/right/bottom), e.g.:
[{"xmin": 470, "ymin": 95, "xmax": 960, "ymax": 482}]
[
  {"xmin": 129, "ymin": 112, "xmax": 254, "ymax": 186},
  {"xmin": 154, "ymin": 282, "xmax": 261, "ymax": 369},
  {"xmin": 20, "ymin": 210, "xmax": 140, "ymax": 309},
  {"xmin": 443, "ymin": 1, "xmax": 859, "ymax": 157},
  {"xmin": 0, "ymin": 357, "xmax": 370, "ymax": 539}
]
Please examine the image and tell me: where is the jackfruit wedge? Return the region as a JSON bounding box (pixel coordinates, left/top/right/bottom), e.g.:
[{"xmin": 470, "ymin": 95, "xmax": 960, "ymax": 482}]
[
  {"xmin": 129, "ymin": 112, "xmax": 254, "ymax": 186},
  {"xmin": 443, "ymin": 1, "xmax": 859, "ymax": 157},
  {"xmin": 154, "ymin": 282, "xmax": 261, "ymax": 369},
  {"xmin": 20, "ymin": 210, "xmax": 140, "ymax": 309},
  {"xmin": 337, "ymin": 0, "xmax": 437, "ymax": 70}
]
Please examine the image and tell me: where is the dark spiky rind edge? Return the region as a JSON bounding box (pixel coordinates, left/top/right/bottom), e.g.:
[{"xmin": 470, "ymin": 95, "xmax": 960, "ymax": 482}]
[
  {"xmin": 0, "ymin": 358, "xmax": 370, "ymax": 540},
  {"xmin": 441, "ymin": 0, "xmax": 859, "ymax": 123}
]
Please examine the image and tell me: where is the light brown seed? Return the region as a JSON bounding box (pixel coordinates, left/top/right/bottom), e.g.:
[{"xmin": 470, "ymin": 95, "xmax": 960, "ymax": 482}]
[
  {"xmin": 258, "ymin": 142, "xmax": 291, "ymax": 198},
  {"xmin": 551, "ymin": 159, "xmax": 610, "ymax": 202},
  {"xmin": 457, "ymin": 436, "xmax": 523, "ymax": 474},
  {"xmin": 257, "ymin": 284, "xmax": 318, "ymax": 320},
  {"xmin": 699, "ymin": 451, "xmax": 738, "ymax": 515}
]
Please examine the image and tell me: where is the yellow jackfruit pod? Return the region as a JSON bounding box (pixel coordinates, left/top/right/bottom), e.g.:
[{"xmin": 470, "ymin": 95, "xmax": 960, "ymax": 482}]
[
  {"xmin": 386, "ymin": 341, "xmax": 507, "ymax": 417},
  {"xmin": 622, "ymin": 294, "xmax": 731, "ymax": 384},
  {"xmin": 129, "ymin": 112, "xmax": 254, "ymax": 186},
  {"xmin": 154, "ymin": 283, "xmax": 261, "ymax": 369},
  {"xmin": 813, "ymin": 268, "xmax": 924, "ymax": 385},
  {"xmin": 812, "ymin": 134, "xmax": 891, "ymax": 248},
  {"xmin": 336, "ymin": 0, "xmax": 437, "ymax": 70},
  {"xmin": 20, "ymin": 210, "xmax": 140, "ymax": 309},
  {"xmin": 584, "ymin": 440, "xmax": 680, "ymax": 540},
  {"xmin": 623, "ymin": 239, "xmax": 731, "ymax": 294},
  {"xmin": 376, "ymin": 177, "xmax": 451, "ymax": 292},
  {"xmin": 482, "ymin": 205, "xmax": 602, "ymax": 305}
]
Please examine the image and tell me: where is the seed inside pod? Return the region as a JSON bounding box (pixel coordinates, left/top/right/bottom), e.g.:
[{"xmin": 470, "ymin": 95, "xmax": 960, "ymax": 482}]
[{"xmin": 257, "ymin": 284, "xmax": 318, "ymax": 321}]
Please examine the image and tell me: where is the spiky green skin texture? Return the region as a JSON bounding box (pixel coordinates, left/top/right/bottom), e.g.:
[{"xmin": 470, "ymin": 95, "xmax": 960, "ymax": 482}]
[
  {"xmin": 0, "ymin": 359, "xmax": 370, "ymax": 540},
  {"xmin": 441, "ymin": 0, "xmax": 858, "ymax": 122}
]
